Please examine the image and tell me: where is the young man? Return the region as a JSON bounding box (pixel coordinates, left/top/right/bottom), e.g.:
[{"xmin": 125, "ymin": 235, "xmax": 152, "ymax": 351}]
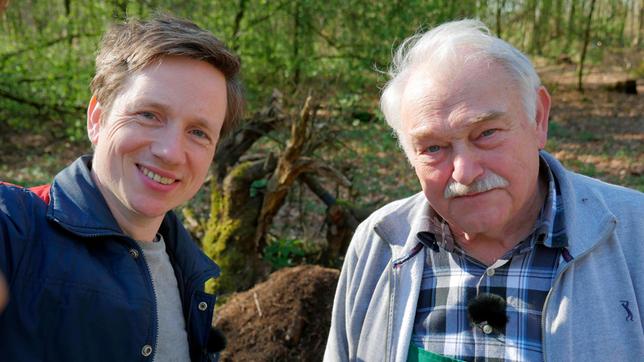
[
  {"xmin": 325, "ymin": 20, "xmax": 643, "ymax": 361},
  {"xmin": 0, "ymin": 16, "xmax": 242, "ymax": 362}
]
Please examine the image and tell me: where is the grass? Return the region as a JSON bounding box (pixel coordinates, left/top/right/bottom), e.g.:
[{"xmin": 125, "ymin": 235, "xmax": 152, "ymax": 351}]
[{"xmin": 546, "ymin": 133, "xmax": 643, "ymax": 192}]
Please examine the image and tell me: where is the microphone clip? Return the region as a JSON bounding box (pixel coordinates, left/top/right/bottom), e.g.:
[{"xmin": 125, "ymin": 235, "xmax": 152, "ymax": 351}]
[{"xmin": 467, "ymin": 293, "xmax": 508, "ymax": 335}]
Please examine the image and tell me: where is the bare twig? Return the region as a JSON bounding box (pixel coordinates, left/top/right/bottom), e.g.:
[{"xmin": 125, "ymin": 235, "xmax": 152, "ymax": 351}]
[{"xmin": 253, "ymin": 292, "xmax": 263, "ymax": 318}]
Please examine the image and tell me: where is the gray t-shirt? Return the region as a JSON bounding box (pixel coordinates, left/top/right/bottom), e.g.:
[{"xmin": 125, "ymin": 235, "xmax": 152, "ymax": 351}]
[{"xmin": 137, "ymin": 235, "xmax": 190, "ymax": 362}]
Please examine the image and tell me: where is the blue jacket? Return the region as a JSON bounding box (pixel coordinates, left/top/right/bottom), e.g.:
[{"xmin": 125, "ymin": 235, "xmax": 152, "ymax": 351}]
[{"xmin": 0, "ymin": 155, "xmax": 221, "ymax": 362}]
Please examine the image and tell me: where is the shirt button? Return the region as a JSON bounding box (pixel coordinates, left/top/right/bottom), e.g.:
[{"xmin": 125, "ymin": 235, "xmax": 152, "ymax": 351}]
[
  {"xmin": 198, "ymin": 301, "xmax": 208, "ymax": 311},
  {"xmin": 129, "ymin": 249, "xmax": 140, "ymax": 259},
  {"xmin": 482, "ymin": 324, "xmax": 493, "ymax": 334},
  {"xmin": 486, "ymin": 268, "xmax": 495, "ymax": 277},
  {"xmin": 141, "ymin": 344, "xmax": 153, "ymax": 357}
]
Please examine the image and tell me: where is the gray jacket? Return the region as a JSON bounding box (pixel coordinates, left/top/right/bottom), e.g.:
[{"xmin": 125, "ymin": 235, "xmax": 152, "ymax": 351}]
[{"xmin": 325, "ymin": 152, "xmax": 644, "ymax": 361}]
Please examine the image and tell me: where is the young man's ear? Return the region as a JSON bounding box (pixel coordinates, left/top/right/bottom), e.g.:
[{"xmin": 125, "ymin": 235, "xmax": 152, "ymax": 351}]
[
  {"xmin": 534, "ymin": 86, "xmax": 551, "ymax": 149},
  {"xmin": 87, "ymin": 95, "xmax": 102, "ymax": 145}
]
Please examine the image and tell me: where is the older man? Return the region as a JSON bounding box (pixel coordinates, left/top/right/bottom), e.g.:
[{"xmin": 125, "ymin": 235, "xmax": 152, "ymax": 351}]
[
  {"xmin": 325, "ymin": 20, "xmax": 643, "ymax": 361},
  {"xmin": 0, "ymin": 16, "xmax": 242, "ymax": 362}
]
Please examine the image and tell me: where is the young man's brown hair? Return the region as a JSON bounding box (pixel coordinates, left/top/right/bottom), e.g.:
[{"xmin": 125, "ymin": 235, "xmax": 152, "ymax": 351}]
[{"xmin": 90, "ymin": 15, "xmax": 243, "ymax": 137}]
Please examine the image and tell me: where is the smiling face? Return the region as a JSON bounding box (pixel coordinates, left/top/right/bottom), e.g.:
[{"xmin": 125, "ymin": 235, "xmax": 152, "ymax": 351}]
[
  {"xmin": 400, "ymin": 59, "xmax": 550, "ymax": 239},
  {"xmin": 87, "ymin": 56, "xmax": 228, "ymax": 240}
]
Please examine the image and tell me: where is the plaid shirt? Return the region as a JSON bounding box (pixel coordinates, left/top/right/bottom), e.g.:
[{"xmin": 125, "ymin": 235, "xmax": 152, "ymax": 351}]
[{"xmin": 411, "ymin": 158, "xmax": 569, "ymax": 362}]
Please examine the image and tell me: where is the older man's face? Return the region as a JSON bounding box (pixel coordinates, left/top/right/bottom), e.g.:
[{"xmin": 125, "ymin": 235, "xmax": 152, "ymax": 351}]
[
  {"xmin": 400, "ymin": 60, "xmax": 549, "ymax": 238},
  {"xmin": 87, "ymin": 56, "xmax": 228, "ymax": 234}
]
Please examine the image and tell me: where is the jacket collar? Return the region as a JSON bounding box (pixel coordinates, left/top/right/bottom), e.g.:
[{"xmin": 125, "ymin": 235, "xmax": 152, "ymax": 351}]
[
  {"xmin": 373, "ymin": 192, "xmax": 431, "ymax": 260},
  {"xmin": 373, "ymin": 151, "xmax": 615, "ymax": 260},
  {"xmin": 48, "ymin": 155, "xmax": 219, "ymax": 280},
  {"xmin": 48, "ymin": 155, "xmax": 123, "ymax": 237},
  {"xmin": 539, "ymin": 151, "xmax": 616, "ymax": 258}
]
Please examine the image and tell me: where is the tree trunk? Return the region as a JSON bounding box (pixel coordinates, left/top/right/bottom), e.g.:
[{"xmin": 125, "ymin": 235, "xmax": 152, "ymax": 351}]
[
  {"xmin": 0, "ymin": 0, "xmax": 9, "ymax": 16},
  {"xmin": 214, "ymin": 90, "xmax": 285, "ymax": 182},
  {"xmin": 537, "ymin": 0, "xmax": 552, "ymax": 53},
  {"xmin": 617, "ymin": 1, "xmax": 627, "ymax": 47},
  {"xmin": 202, "ymin": 158, "xmax": 276, "ymax": 294},
  {"xmin": 300, "ymin": 174, "xmax": 371, "ymax": 265},
  {"xmin": 577, "ymin": 0, "xmax": 597, "ymax": 92},
  {"xmin": 554, "ymin": 0, "xmax": 564, "ymax": 38},
  {"xmin": 637, "ymin": 0, "xmax": 643, "ymax": 47},
  {"xmin": 565, "ymin": 0, "xmax": 577, "ymax": 53},
  {"xmin": 495, "ymin": 0, "xmax": 507, "ymax": 38},
  {"xmin": 230, "ymin": 0, "xmax": 247, "ymax": 51},
  {"xmin": 200, "ymin": 94, "xmax": 351, "ymax": 294}
]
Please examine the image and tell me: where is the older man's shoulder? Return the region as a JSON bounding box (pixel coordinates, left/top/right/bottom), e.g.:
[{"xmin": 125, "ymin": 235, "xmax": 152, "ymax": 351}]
[
  {"xmin": 567, "ymin": 170, "xmax": 643, "ymax": 205},
  {"xmin": 352, "ymin": 192, "xmax": 426, "ymax": 244},
  {"xmin": 349, "ymin": 192, "xmax": 426, "ymax": 255},
  {"xmin": 563, "ymin": 170, "xmax": 644, "ymax": 237},
  {"xmin": 363, "ymin": 192, "xmax": 427, "ymax": 225}
]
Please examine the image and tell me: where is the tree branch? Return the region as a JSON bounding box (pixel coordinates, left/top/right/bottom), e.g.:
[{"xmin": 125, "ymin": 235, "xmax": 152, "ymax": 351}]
[
  {"xmin": 230, "ymin": 0, "xmax": 248, "ymax": 50},
  {"xmin": 213, "ymin": 90, "xmax": 286, "ymax": 182},
  {"xmin": 0, "ymin": 86, "xmax": 84, "ymax": 115},
  {"xmin": 0, "ymin": 32, "xmax": 99, "ymax": 65},
  {"xmin": 254, "ymin": 96, "xmax": 318, "ymax": 252}
]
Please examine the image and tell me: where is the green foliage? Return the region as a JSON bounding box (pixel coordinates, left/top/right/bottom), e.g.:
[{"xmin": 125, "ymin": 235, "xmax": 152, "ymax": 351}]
[
  {"xmin": 1, "ymin": 0, "xmax": 640, "ymax": 139},
  {"xmin": 548, "ymin": 121, "xmax": 571, "ymax": 139},
  {"xmin": 0, "ymin": 1, "xmax": 102, "ymax": 140},
  {"xmin": 563, "ymin": 158, "xmax": 599, "ymax": 177},
  {"xmin": 249, "ymin": 178, "xmax": 268, "ymax": 198},
  {"xmin": 334, "ymin": 118, "xmax": 417, "ymax": 201},
  {"xmin": 576, "ymin": 130, "xmax": 600, "ymax": 142},
  {"xmin": 263, "ymin": 238, "xmax": 306, "ymax": 270},
  {"xmin": 631, "ymin": 60, "xmax": 644, "ymax": 78}
]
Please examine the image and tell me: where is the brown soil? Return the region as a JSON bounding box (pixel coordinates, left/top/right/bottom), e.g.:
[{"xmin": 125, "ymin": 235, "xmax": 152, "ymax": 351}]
[{"xmin": 215, "ymin": 265, "xmax": 340, "ymax": 362}]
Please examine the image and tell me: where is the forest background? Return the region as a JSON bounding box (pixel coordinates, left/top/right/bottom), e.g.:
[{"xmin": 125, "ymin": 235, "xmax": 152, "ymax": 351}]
[{"xmin": 0, "ymin": 0, "xmax": 642, "ymax": 294}]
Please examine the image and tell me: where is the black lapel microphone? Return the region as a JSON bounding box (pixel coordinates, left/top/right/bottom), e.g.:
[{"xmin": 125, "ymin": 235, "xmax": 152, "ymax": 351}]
[{"xmin": 467, "ymin": 293, "xmax": 508, "ymax": 333}]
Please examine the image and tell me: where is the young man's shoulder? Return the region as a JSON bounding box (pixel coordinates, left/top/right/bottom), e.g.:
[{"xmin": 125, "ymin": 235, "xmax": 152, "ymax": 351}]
[
  {"xmin": 0, "ymin": 182, "xmax": 51, "ymax": 212},
  {"xmin": 0, "ymin": 182, "xmax": 51, "ymax": 240}
]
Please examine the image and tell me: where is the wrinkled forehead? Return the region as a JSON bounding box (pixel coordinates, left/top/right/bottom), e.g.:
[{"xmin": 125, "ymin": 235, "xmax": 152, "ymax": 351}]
[{"xmin": 402, "ymin": 59, "xmax": 514, "ymax": 108}]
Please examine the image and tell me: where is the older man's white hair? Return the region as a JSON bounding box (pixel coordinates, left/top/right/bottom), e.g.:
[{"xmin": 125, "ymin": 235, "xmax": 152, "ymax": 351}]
[{"xmin": 380, "ymin": 19, "xmax": 542, "ymax": 158}]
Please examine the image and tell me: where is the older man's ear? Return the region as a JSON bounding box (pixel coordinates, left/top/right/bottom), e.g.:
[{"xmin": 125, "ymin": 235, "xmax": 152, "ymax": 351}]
[{"xmin": 535, "ymin": 86, "xmax": 551, "ymax": 149}]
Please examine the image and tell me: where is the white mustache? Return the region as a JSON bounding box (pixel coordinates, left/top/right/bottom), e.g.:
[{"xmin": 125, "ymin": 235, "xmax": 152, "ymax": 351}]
[{"xmin": 444, "ymin": 172, "xmax": 509, "ymax": 199}]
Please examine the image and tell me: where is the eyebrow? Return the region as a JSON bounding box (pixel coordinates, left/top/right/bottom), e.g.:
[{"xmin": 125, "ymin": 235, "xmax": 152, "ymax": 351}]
[
  {"xmin": 472, "ymin": 110, "xmax": 505, "ymax": 124},
  {"xmin": 408, "ymin": 111, "xmax": 506, "ymax": 144},
  {"xmin": 408, "ymin": 110, "xmax": 507, "ymax": 140}
]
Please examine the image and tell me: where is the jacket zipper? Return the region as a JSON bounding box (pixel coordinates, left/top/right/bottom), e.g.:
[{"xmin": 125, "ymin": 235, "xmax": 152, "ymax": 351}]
[
  {"xmin": 125, "ymin": 240, "xmax": 159, "ymax": 361},
  {"xmin": 385, "ymin": 264, "xmax": 399, "ymax": 362},
  {"xmin": 50, "ymin": 221, "xmax": 161, "ymax": 359},
  {"xmin": 53, "ymin": 222, "xmax": 214, "ymax": 361},
  {"xmin": 386, "ymin": 243, "xmax": 424, "ymax": 362},
  {"xmin": 541, "ymin": 220, "xmax": 615, "ymax": 361}
]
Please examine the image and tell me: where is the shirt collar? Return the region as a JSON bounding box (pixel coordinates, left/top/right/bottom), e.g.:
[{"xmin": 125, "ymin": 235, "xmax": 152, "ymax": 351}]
[{"xmin": 536, "ymin": 155, "xmax": 568, "ymax": 249}]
